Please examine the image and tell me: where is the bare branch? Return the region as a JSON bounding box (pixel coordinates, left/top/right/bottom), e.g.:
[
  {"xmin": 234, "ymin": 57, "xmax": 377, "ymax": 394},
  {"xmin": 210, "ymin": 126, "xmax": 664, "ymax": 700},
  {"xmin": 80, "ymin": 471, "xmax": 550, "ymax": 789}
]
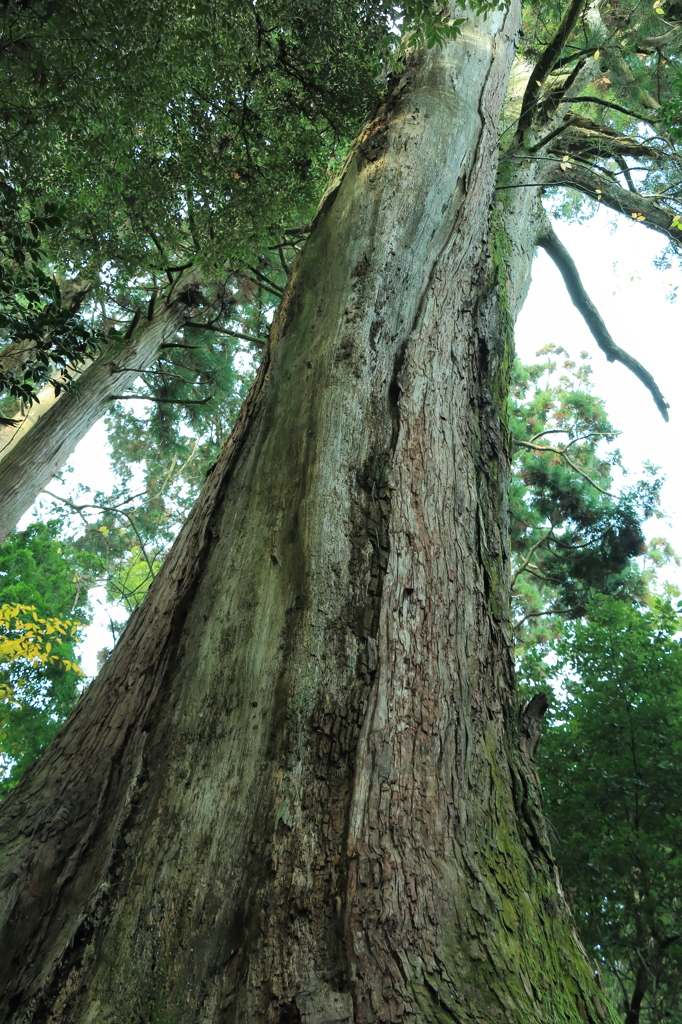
[
  {"xmin": 109, "ymin": 394, "xmax": 214, "ymax": 406},
  {"xmin": 188, "ymin": 322, "xmax": 266, "ymax": 347},
  {"xmin": 559, "ymin": 95, "xmax": 659, "ymax": 121},
  {"xmin": 537, "ymin": 219, "xmax": 670, "ymax": 421}
]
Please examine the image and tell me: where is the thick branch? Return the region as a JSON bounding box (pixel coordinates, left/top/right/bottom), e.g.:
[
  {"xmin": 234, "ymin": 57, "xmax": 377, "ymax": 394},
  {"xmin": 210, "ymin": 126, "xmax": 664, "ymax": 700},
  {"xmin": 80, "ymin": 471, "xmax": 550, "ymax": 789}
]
[
  {"xmin": 519, "ymin": 0, "xmax": 588, "ymax": 134},
  {"xmin": 537, "ymin": 221, "xmax": 669, "ymax": 420},
  {"xmin": 545, "ymin": 157, "xmax": 682, "ymax": 245}
]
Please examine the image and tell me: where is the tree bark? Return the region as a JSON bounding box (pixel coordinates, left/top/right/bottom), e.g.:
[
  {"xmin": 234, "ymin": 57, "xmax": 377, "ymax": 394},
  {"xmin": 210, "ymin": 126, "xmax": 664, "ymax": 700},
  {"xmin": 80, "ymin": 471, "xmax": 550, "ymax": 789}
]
[
  {"xmin": 0, "ymin": 270, "xmax": 201, "ymax": 544},
  {"xmin": 0, "ymin": 11, "xmax": 617, "ymax": 1024}
]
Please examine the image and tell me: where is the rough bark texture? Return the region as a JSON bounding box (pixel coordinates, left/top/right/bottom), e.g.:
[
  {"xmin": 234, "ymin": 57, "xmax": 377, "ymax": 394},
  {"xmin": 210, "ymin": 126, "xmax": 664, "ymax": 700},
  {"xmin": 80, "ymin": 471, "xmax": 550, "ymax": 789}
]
[
  {"xmin": 0, "ymin": 12, "xmax": 618, "ymax": 1024},
  {"xmin": 0, "ymin": 270, "xmax": 201, "ymax": 544}
]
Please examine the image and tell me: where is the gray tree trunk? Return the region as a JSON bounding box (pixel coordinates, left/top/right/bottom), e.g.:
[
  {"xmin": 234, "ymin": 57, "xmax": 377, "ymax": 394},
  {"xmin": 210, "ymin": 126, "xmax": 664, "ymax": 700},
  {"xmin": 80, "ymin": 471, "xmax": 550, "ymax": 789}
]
[
  {"xmin": 0, "ymin": 9, "xmax": 617, "ymax": 1024},
  {"xmin": 0, "ymin": 270, "xmax": 201, "ymax": 544}
]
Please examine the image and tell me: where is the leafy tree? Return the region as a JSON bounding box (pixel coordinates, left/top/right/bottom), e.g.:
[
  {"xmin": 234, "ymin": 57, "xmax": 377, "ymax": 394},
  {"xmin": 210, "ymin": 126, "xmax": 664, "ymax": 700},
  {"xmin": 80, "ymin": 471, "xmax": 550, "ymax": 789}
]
[
  {"xmin": 509, "ymin": 346, "xmax": 671, "ymax": 679},
  {"xmin": 0, "ymin": 522, "xmax": 95, "ymax": 792},
  {"xmin": 539, "ymin": 597, "xmax": 682, "ymax": 1024},
  {"xmin": 0, "ymin": 180, "xmax": 104, "ymax": 412}
]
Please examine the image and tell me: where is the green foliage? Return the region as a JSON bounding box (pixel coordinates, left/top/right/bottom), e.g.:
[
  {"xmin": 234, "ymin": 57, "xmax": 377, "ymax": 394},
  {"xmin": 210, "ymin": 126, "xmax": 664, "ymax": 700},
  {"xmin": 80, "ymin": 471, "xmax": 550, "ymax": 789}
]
[
  {"xmin": 0, "ymin": 0, "xmax": 395, "ymax": 283},
  {"xmin": 0, "ymin": 180, "xmax": 105, "ymax": 408},
  {"xmin": 510, "ymin": 346, "xmax": 667, "ymax": 673},
  {"xmin": 0, "ymin": 521, "xmax": 96, "ymax": 793},
  {"xmin": 539, "ymin": 596, "xmax": 682, "ymax": 1023}
]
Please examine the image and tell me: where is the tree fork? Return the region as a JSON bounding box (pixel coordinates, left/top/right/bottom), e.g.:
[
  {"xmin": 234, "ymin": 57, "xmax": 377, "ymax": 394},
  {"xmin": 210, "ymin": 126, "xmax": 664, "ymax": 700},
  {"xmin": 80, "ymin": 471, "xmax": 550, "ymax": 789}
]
[{"xmin": 0, "ymin": 9, "xmax": 617, "ymax": 1024}]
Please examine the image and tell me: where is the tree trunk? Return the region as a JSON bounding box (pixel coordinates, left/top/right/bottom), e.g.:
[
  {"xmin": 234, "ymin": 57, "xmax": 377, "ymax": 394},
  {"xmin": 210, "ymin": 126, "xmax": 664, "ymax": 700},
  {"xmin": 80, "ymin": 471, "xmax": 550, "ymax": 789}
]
[
  {"xmin": 624, "ymin": 963, "xmax": 647, "ymax": 1024},
  {"xmin": 0, "ymin": 270, "xmax": 201, "ymax": 544},
  {"xmin": 0, "ymin": 11, "xmax": 617, "ymax": 1024}
]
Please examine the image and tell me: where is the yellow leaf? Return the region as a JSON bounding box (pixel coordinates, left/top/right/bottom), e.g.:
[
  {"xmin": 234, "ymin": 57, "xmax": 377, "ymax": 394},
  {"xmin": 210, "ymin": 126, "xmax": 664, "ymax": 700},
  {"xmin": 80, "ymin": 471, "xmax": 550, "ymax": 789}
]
[{"xmin": 594, "ymin": 49, "xmax": 600, "ymax": 59}]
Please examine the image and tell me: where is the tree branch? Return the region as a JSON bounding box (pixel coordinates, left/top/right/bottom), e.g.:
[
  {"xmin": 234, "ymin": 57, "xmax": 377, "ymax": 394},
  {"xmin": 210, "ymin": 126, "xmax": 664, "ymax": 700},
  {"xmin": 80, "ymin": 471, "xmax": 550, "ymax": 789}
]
[
  {"xmin": 109, "ymin": 394, "xmax": 214, "ymax": 406},
  {"xmin": 514, "ymin": 437, "xmax": 614, "ymax": 494},
  {"xmin": 188, "ymin": 322, "xmax": 266, "ymax": 347},
  {"xmin": 512, "ymin": 527, "xmax": 554, "ymax": 586},
  {"xmin": 537, "ymin": 220, "xmax": 670, "ymax": 420},
  {"xmin": 518, "ymin": 0, "xmax": 588, "ymax": 134},
  {"xmin": 559, "ymin": 95, "xmax": 659, "ymax": 121},
  {"xmin": 545, "ymin": 157, "xmax": 682, "ymax": 245}
]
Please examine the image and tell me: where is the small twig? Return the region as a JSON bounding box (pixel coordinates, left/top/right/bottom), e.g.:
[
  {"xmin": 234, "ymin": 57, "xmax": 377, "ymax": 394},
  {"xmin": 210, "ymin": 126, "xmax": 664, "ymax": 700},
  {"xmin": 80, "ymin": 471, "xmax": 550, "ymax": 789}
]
[
  {"xmin": 514, "ymin": 606, "xmax": 572, "ymax": 628},
  {"xmin": 512, "ymin": 527, "xmax": 554, "ymax": 586},
  {"xmin": 246, "ymin": 265, "xmax": 284, "ymax": 298},
  {"xmin": 43, "ymin": 490, "xmax": 156, "ymax": 577},
  {"xmin": 188, "ymin": 322, "xmax": 265, "ymax": 347},
  {"xmin": 514, "ymin": 437, "xmax": 613, "ymax": 495}
]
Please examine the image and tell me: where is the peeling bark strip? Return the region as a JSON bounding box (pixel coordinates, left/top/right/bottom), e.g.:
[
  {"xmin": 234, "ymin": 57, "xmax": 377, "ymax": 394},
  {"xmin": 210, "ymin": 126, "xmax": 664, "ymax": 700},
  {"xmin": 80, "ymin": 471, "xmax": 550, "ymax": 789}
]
[
  {"xmin": 0, "ymin": 9, "xmax": 616, "ymax": 1024},
  {"xmin": 0, "ymin": 268, "xmax": 202, "ymax": 545}
]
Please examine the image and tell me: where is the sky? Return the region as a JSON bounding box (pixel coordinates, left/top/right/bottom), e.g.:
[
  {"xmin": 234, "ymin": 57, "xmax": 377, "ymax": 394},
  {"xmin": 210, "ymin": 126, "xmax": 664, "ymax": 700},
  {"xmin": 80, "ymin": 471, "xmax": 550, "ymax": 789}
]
[
  {"xmin": 19, "ymin": 204, "xmax": 682, "ymax": 676},
  {"xmin": 516, "ymin": 206, "xmax": 682, "ymax": 563}
]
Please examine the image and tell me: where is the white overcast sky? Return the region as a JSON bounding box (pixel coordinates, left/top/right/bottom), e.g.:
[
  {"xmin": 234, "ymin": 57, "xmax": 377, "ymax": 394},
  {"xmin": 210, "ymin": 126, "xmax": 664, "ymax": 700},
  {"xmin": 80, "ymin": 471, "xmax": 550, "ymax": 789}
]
[{"xmin": 22, "ymin": 204, "xmax": 682, "ymax": 675}]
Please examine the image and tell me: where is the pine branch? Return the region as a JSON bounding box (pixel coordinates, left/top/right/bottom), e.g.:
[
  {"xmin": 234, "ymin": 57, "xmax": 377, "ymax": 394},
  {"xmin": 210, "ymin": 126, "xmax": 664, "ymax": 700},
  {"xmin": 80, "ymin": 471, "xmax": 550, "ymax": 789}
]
[
  {"xmin": 514, "ymin": 437, "xmax": 614, "ymax": 494},
  {"xmin": 537, "ymin": 220, "xmax": 669, "ymax": 421},
  {"xmin": 512, "ymin": 527, "xmax": 554, "ymax": 586}
]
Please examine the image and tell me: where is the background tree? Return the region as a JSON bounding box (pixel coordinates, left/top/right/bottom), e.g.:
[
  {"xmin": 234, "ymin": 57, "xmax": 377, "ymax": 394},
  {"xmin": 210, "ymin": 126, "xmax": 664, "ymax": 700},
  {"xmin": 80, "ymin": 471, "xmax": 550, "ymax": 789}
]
[
  {"xmin": 508, "ymin": 346, "xmax": 672, "ymax": 680},
  {"xmin": 0, "ymin": 522, "xmax": 95, "ymax": 791},
  {"xmin": 538, "ymin": 597, "xmax": 682, "ymax": 1024},
  {"xmin": 0, "ymin": 0, "xmax": 398, "ymax": 538}
]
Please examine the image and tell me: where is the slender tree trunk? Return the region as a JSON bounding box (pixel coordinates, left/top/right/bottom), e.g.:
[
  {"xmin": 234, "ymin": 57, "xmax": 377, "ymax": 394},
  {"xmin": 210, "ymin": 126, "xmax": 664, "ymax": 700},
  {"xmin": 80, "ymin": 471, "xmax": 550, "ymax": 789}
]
[
  {"xmin": 0, "ymin": 11, "xmax": 617, "ymax": 1024},
  {"xmin": 0, "ymin": 270, "xmax": 201, "ymax": 544},
  {"xmin": 624, "ymin": 963, "xmax": 648, "ymax": 1024}
]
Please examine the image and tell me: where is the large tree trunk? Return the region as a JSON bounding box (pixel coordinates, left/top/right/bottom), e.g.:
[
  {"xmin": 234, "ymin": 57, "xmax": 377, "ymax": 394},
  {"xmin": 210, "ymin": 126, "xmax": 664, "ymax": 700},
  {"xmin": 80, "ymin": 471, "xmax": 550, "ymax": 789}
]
[
  {"xmin": 0, "ymin": 270, "xmax": 201, "ymax": 544},
  {"xmin": 0, "ymin": 11, "xmax": 617, "ymax": 1024}
]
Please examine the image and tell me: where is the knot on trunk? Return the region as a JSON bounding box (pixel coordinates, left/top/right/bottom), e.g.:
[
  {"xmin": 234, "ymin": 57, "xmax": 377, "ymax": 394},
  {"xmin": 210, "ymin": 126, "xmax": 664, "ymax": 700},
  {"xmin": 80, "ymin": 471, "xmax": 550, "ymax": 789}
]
[{"xmin": 519, "ymin": 692, "xmax": 549, "ymax": 759}]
